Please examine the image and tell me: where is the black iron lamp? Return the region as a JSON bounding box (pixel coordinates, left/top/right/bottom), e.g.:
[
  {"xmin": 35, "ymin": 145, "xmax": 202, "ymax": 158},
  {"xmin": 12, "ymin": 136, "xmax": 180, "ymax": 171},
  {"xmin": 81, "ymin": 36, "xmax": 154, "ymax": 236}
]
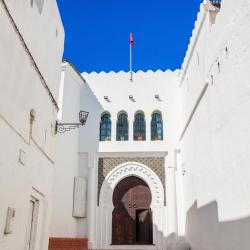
[
  {"xmin": 209, "ymin": 0, "xmax": 221, "ymax": 8},
  {"xmin": 55, "ymin": 111, "xmax": 89, "ymax": 134}
]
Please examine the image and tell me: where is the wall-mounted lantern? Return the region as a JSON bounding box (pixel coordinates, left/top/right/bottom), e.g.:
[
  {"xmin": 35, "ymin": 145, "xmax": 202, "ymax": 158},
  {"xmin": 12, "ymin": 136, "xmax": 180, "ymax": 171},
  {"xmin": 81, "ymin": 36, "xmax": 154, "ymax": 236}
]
[
  {"xmin": 55, "ymin": 111, "xmax": 89, "ymax": 134},
  {"xmin": 209, "ymin": 0, "xmax": 221, "ymax": 8}
]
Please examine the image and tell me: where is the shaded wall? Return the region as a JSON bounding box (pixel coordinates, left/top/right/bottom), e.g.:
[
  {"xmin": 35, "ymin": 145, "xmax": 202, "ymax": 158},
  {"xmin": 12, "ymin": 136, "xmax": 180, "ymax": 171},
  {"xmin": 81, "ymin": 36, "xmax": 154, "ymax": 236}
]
[
  {"xmin": 179, "ymin": 1, "xmax": 250, "ymax": 249},
  {"xmin": 0, "ymin": 1, "xmax": 64, "ymax": 250}
]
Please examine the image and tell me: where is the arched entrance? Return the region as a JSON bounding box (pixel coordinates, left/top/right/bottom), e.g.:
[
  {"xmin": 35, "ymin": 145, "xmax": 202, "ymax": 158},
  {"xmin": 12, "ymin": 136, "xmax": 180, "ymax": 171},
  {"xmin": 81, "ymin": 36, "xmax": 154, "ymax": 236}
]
[
  {"xmin": 112, "ymin": 176, "xmax": 153, "ymax": 245},
  {"xmin": 96, "ymin": 162, "xmax": 165, "ymax": 249}
]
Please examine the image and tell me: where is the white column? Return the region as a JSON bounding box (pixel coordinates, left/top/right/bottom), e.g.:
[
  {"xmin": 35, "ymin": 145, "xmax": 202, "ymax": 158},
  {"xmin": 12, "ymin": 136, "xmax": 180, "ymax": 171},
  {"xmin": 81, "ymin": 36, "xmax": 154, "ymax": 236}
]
[
  {"xmin": 175, "ymin": 150, "xmax": 185, "ymax": 236},
  {"xmin": 128, "ymin": 113, "xmax": 133, "ymax": 142},
  {"xmin": 166, "ymin": 153, "xmax": 178, "ymax": 241},
  {"xmin": 167, "ymin": 167, "xmax": 178, "ymax": 234},
  {"xmin": 145, "ymin": 113, "xmax": 151, "ymax": 141},
  {"xmin": 111, "ymin": 113, "xmax": 116, "ymax": 141},
  {"xmin": 87, "ymin": 154, "xmax": 97, "ymax": 249},
  {"xmin": 106, "ymin": 205, "xmax": 113, "ymax": 247},
  {"xmin": 162, "ymin": 206, "xmax": 168, "ymax": 249}
]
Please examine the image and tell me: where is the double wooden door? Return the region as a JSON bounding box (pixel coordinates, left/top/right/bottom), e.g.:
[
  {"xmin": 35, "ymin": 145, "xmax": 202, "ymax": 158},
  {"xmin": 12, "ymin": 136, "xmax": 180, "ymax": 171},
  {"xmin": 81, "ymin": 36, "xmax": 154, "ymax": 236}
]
[{"xmin": 112, "ymin": 176, "xmax": 153, "ymax": 245}]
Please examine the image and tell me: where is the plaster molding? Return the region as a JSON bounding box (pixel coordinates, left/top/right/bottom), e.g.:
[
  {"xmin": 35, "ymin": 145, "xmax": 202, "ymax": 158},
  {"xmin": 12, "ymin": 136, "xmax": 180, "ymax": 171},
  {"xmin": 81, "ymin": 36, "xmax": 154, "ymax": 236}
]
[{"xmin": 99, "ymin": 162, "xmax": 165, "ymax": 208}]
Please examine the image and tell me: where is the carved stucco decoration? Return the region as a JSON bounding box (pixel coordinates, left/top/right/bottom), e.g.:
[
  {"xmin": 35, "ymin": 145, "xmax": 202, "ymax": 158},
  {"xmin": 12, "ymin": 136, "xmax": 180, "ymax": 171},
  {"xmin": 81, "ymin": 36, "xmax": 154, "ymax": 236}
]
[
  {"xmin": 99, "ymin": 162, "xmax": 165, "ymax": 208},
  {"xmin": 98, "ymin": 157, "xmax": 166, "ymax": 205}
]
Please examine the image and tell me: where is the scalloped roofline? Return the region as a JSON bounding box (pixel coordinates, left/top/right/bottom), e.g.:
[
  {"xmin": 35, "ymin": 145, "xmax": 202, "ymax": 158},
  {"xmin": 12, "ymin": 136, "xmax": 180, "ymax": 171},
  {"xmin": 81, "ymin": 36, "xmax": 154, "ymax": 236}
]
[
  {"xmin": 179, "ymin": 1, "xmax": 206, "ymax": 84},
  {"xmin": 63, "ymin": 2, "xmax": 217, "ymax": 81},
  {"xmin": 179, "ymin": 0, "xmax": 220, "ymax": 84},
  {"xmin": 63, "ymin": 59, "xmax": 179, "ymax": 76},
  {"xmin": 81, "ymin": 69, "xmax": 179, "ymax": 75}
]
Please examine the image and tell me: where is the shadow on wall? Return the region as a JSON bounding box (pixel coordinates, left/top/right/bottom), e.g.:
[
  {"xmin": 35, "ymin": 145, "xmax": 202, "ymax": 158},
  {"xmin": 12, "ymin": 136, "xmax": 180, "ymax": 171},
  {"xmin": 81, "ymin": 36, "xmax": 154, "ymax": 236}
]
[
  {"xmin": 48, "ymin": 83, "xmax": 104, "ymax": 250},
  {"xmin": 185, "ymin": 200, "xmax": 250, "ymax": 250},
  {"xmin": 80, "ymin": 82, "xmax": 104, "ymax": 250},
  {"xmin": 98, "ymin": 178, "xmax": 166, "ymax": 249},
  {"xmin": 80, "ymin": 82, "xmax": 104, "ymax": 153},
  {"xmin": 166, "ymin": 233, "xmax": 190, "ymax": 250}
]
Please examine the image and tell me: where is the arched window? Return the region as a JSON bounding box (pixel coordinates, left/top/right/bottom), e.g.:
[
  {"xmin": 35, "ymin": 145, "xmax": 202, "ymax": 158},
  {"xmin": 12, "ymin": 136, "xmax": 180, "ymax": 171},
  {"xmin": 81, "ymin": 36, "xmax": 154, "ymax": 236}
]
[
  {"xmin": 134, "ymin": 112, "xmax": 146, "ymax": 141},
  {"xmin": 100, "ymin": 113, "xmax": 111, "ymax": 141},
  {"xmin": 116, "ymin": 112, "xmax": 128, "ymax": 141},
  {"xmin": 151, "ymin": 112, "xmax": 163, "ymax": 141}
]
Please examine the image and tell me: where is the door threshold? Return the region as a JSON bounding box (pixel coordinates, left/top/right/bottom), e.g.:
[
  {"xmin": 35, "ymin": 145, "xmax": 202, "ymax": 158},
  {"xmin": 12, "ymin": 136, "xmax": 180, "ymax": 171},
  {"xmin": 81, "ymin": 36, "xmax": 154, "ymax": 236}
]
[
  {"xmin": 111, "ymin": 244, "xmax": 155, "ymax": 245},
  {"xmin": 109, "ymin": 244, "xmax": 157, "ymax": 250}
]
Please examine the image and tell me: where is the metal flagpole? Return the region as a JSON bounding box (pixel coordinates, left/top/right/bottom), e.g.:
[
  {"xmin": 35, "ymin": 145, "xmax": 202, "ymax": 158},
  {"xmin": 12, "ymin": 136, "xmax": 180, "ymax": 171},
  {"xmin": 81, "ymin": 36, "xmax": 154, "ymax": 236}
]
[
  {"xmin": 130, "ymin": 44, "xmax": 133, "ymax": 81},
  {"xmin": 130, "ymin": 33, "xmax": 133, "ymax": 82}
]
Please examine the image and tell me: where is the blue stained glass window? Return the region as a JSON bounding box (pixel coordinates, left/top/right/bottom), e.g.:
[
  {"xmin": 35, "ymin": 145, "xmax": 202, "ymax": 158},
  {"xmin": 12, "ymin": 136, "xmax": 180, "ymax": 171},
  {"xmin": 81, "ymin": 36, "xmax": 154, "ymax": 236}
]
[
  {"xmin": 151, "ymin": 112, "xmax": 163, "ymax": 141},
  {"xmin": 134, "ymin": 112, "xmax": 146, "ymax": 141},
  {"xmin": 100, "ymin": 113, "xmax": 111, "ymax": 141},
  {"xmin": 116, "ymin": 112, "xmax": 128, "ymax": 141}
]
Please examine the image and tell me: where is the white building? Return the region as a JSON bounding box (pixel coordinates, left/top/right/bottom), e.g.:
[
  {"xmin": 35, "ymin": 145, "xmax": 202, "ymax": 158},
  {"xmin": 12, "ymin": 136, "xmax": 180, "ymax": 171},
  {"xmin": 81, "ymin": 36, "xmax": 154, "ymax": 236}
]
[
  {"xmin": 0, "ymin": 1, "xmax": 64, "ymax": 250},
  {"xmin": 50, "ymin": 1, "xmax": 250, "ymax": 250},
  {"xmin": 1, "ymin": 0, "xmax": 250, "ymax": 250},
  {"xmin": 50, "ymin": 63, "xmax": 180, "ymax": 250},
  {"xmin": 179, "ymin": 0, "xmax": 250, "ymax": 249}
]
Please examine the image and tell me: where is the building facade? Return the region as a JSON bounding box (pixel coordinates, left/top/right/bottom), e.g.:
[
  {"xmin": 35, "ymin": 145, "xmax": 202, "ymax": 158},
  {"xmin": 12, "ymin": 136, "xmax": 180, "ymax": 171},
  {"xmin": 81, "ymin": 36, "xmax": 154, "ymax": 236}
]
[
  {"xmin": 50, "ymin": 1, "xmax": 250, "ymax": 250},
  {"xmin": 50, "ymin": 64, "xmax": 181, "ymax": 250},
  {"xmin": 179, "ymin": 0, "xmax": 250, "ymax": 249},
  {"xmin": 1, "ymin": 0, "xmax": 250, "ymax": 250},
  {"xmin": 0, "ymin": 0, "xmax": 64, "ymax": 250}
]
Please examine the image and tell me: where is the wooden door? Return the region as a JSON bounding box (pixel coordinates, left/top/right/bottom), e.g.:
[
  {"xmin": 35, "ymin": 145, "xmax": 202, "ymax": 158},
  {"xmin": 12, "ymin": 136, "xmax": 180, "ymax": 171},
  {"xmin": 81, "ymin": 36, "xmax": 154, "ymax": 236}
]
[
  {"xmin": 136, "ymin": 209, "xmax": 153, "ymax": 244},
  {"xmin": 112, "ymin": 176, "xmax": 153, "ymax": 245}
]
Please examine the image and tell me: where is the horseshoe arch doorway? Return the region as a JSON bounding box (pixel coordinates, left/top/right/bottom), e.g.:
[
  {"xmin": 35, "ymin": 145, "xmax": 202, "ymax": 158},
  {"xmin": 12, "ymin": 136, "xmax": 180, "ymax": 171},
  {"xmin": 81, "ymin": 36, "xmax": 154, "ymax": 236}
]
[{"xmin": 112, "ymin": 176, "xmax": 153, "ymax": 245}]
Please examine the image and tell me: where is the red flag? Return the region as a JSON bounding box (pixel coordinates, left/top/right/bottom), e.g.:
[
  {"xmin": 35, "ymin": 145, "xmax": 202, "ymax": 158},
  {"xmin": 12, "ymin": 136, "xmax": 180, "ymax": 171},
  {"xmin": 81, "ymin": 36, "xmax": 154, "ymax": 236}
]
[{"xmin": 130, "ymin": 33, "xmax": 134, "ymax": 46}]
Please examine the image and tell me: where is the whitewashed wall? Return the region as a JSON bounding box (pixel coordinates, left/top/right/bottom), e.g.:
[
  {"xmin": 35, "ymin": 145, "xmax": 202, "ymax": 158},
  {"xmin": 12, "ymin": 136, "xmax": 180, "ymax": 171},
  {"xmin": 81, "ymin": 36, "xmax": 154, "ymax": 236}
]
[
  {"xmin": 81, "ymin": 70, "xmax": 180, "ymax": 154},
  {"xmin": 179, "ymin": 1, "xmax": 250, "ymax": 249},
  {"xmin": 2, "ymin": 0, "xmax": 64, "ymax": 100},
  {"xmin": 80, "ymin": 70, "xmax": 181, "ymax": 249},
  {"xmin": 50, "ymin": 63, "xmax": 89, "ymax": 238},
  {"xmin": 46, "ymin": 2, "xmax": 250, "ymax": 250},
  {"xmin": 50, "ymin": 68, "xmax": 183, "ymax": 249},
  {"xmin": 0, "ymin": 1, "xmax": 64, "ymax": 249}
]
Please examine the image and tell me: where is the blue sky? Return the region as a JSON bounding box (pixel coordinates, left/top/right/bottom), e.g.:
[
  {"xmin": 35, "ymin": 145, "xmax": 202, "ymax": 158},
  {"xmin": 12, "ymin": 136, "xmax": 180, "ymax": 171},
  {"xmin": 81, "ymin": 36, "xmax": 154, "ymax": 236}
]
[{"xmin": 57, "ymin": 0, "xmax": 203, "ymax": 73}]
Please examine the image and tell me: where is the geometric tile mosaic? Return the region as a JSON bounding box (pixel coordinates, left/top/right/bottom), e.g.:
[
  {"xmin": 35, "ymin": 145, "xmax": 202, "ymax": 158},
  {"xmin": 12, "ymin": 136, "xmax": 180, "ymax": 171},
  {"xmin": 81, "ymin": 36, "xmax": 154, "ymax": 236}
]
[{"xmin": 98, "ymin": 157, "xmax": 166, "ymax": 205}]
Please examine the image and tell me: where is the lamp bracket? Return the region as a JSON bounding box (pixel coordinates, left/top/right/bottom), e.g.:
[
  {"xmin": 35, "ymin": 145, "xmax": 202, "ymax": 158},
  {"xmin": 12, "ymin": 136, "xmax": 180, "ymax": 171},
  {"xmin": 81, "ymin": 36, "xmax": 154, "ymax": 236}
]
[{"xmin": 55, "ymin": 110, "xmax": 89, "ymax": 134}]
